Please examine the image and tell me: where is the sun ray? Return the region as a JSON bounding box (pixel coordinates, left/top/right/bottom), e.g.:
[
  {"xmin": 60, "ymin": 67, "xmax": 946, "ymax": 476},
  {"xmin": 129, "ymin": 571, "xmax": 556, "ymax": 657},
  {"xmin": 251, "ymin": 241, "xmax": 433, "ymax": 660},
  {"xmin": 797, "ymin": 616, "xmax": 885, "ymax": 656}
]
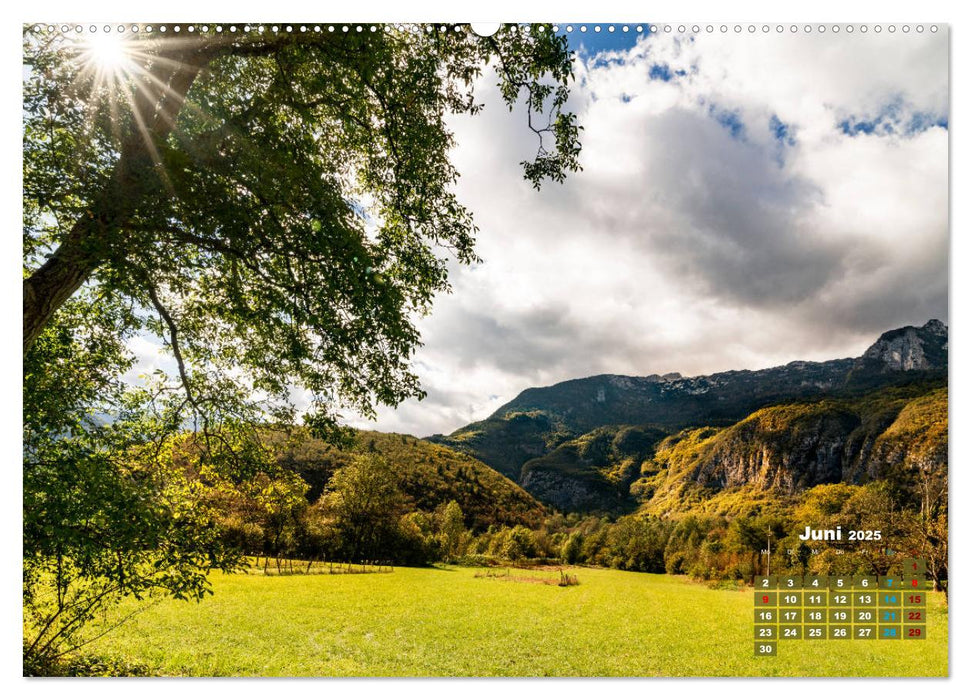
[
  {"xmin": 117, "ymin": 79, "xmax": 175, "ymax": 194},
  {"xmin": 62, "ymin": 30, "xmax": 214, "ymax": 196},
  {"xmin": 83, "ymin": 31, "xmax": 132, "ymax": 71}
]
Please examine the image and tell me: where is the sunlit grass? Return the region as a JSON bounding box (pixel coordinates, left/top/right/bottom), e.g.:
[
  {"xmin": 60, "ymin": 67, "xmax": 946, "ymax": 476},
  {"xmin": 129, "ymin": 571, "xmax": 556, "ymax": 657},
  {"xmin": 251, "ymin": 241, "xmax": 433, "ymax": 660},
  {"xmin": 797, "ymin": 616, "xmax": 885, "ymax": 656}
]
[{"xmin": 84, "ymin": 566, "xmax": 948, "ymax": 677}]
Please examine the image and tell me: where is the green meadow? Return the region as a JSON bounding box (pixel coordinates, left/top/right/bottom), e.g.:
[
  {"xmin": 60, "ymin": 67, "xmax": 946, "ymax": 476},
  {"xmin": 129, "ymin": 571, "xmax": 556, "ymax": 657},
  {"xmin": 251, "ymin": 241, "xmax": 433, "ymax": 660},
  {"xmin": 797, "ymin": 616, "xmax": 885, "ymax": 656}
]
[{"xmin": 84, "ymin": 566, "xmax": 948, "ymax": 677}]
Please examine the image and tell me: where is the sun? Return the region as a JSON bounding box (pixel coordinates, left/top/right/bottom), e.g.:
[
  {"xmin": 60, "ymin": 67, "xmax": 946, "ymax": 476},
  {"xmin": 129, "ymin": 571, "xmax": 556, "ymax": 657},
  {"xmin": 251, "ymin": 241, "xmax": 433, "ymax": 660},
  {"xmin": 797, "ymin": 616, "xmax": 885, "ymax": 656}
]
[
  {"xmin": 81, "ymin": 31, "xmax": 134, "ymax": 73},
  {"xmin": 73, "ymin": 30, "xmax": 144, "ymax": 108}
]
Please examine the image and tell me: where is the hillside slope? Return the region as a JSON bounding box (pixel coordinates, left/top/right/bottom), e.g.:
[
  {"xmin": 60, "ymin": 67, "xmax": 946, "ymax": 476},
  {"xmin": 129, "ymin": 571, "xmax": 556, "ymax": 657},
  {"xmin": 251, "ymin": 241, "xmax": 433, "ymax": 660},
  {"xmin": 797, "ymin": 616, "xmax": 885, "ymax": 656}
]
[
  {"xmin": 519, "ymin": 425, "xmax": 668, "ymax": 512},
  {"xmin": 429, "ymin": 320, "xmax": 947, "ymax": 498},
  {"xmin": 634, "ymin": 384, "xmax": 947, "ymax": 517},
  {"xmin": 511, "ymin": 382, "xmax": 945, "ymax": 514},
  {"xmin": 272, "ymin": 429, "xmax": 547, "ymax": 530}
]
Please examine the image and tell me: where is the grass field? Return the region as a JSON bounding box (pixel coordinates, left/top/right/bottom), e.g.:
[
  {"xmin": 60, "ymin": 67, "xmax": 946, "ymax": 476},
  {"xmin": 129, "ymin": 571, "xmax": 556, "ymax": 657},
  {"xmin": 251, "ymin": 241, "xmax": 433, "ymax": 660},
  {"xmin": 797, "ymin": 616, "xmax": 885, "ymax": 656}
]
[{"xmin": 83, "ymin": 566, "xmax": 949, "ymax": 677}]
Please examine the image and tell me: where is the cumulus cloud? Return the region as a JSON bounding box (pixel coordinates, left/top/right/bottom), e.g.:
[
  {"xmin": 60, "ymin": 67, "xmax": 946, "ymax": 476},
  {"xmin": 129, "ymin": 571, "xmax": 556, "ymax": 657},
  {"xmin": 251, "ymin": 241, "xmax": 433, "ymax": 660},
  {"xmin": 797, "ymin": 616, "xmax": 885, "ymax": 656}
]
[{"xmin": 349, "ymin": 28, "xmax": 949, "ymax": 437}]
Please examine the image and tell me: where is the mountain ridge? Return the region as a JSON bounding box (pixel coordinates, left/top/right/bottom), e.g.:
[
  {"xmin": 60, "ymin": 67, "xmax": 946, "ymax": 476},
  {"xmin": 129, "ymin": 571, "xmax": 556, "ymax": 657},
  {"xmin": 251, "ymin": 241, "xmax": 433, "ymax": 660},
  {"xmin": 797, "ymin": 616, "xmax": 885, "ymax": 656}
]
[{"xmin": 427, "ymin": 320, "xmax": 948, "ymax": 508}]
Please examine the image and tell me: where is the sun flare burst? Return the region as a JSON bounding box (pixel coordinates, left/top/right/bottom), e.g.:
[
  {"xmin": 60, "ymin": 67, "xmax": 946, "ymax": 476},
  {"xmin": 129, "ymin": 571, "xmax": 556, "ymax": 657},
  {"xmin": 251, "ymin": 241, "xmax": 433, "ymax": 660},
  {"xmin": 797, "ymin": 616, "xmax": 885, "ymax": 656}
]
[{"xmin": 81, "ymin": 31, "xmax": 135, "ymax": 73}]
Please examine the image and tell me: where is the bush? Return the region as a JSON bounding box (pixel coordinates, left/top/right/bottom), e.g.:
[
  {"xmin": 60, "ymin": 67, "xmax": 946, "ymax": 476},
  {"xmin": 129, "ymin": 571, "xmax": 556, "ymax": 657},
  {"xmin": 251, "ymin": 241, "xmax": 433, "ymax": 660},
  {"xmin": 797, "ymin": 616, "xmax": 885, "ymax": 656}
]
[
  {"xmin": 560, "ymin": 532, "xmax": 584, "ymax": 564},
  {"xmin": 24, "ymin": 651, "xmax": 153, "ymax": 677},
  {"xmin": 488, "ymin": 525, "xmax": 538, "ymax": 561}
]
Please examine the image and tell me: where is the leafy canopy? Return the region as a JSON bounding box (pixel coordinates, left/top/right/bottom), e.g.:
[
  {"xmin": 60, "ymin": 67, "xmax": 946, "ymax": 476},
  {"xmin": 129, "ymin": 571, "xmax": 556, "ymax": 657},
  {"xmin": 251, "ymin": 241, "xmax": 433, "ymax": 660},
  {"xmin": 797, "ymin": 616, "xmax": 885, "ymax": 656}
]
[
  {"xmin": 22, "ymin": 23, "xmax": 580, "ymax": 666},
  {"xmin": 23, "ymin": 23, "xmax": 580, "ymax": 432}
]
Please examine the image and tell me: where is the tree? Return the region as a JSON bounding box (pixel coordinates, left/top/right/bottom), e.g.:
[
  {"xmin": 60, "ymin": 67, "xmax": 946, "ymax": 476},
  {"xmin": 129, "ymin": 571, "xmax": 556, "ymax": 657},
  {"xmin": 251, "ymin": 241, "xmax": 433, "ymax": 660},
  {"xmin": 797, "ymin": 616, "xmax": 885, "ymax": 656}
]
[
  {"xmin": 560, "ymin": 531, "xmax": 584, "ymax": 564},
  {"xmin": 23, "ymin": 23, "xmax": 580, "ymax": 432},
  {"xmin": 436, "ymin": 500, "xmax": 467, "ymax": 562},
  {"xmin": 841, "ymin": 483, "xmax": 905, "ymax": 576},
  {"xmin": 489, "ymin": 525, "xmax": 537, "ymax": 561},
  {"xmin": 251, "ymin": 471, "xmax": 310, "ymax": 571},
  {"xmin": 727, "ymin": 513, "xmax": 788, "ymax": 580},
  {"xmin": 22, "ymin": 398, "xmax": 254, "ymax": 671},
  {"xmin": 323, "ymin": 454, "xmax": 406, "ymax": 562},
  {"xmin": 23, "ymin": 23, "xmax": 580, "ymax": 666}
]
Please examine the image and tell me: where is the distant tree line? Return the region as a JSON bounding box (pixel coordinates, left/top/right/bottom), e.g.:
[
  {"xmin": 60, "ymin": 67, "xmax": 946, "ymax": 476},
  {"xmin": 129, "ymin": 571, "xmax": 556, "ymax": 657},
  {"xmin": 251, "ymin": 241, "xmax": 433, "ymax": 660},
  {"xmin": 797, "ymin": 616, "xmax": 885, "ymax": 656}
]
[
  {"xmin": 214, "ymin": 453, "xmax": 475, "ymax": 567},
  {"xmin": 212, "ymin": 452, "xmax": 947, "ymax": 595}
]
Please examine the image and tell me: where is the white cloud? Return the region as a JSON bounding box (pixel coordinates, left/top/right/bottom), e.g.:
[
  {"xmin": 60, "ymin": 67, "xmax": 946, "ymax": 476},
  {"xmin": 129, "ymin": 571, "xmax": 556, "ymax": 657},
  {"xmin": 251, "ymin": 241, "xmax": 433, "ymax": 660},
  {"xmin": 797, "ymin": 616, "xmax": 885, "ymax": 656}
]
[
  {"xmin": 121, "ymin": 30, "xmax": 947, "ymax": 438},
  {"xmin": 351, "ymin": 29, "xmax": 949, "ymax": 437},
  {"xmin": 121, "ymin": 333, "xmax": 172, "ymax": 384}
]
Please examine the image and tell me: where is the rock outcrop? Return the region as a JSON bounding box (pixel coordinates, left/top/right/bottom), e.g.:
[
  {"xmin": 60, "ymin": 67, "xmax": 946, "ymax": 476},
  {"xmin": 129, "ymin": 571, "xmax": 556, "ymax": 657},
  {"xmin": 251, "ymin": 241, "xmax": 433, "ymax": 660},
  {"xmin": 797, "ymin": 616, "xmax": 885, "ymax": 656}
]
[
  {"xmin": 860, "ymin": 319, "xmax": 948, "ymax": 372},
  {"xmin": 429, "ymin": 321, "xmax": 948, "ymax": 512}
]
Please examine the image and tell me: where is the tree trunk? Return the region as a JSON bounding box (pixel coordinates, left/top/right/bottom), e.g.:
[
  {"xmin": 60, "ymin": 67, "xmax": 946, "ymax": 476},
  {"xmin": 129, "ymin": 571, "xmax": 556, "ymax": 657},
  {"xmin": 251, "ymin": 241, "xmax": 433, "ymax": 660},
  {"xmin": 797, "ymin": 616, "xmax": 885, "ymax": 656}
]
[{"xmin": 23, "ymin": 45, "xmax": 210, "ymax": 352}]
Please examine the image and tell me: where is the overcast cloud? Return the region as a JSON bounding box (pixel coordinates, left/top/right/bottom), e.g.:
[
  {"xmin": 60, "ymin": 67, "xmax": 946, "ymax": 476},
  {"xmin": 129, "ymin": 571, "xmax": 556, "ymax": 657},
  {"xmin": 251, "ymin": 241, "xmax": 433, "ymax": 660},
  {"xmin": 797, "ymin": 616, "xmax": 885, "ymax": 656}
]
[{"xmin": 346, "ymin": 28, "xmax": 948, "ymax": 437}]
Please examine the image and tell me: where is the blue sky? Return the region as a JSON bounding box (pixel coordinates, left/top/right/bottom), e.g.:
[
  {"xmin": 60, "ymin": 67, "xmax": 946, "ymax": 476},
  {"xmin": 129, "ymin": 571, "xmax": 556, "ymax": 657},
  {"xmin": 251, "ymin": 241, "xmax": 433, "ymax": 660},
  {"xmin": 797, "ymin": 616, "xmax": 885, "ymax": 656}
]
[{"xmin": 560, "ymin": 24, "xmax": 648, "ymax": 55}]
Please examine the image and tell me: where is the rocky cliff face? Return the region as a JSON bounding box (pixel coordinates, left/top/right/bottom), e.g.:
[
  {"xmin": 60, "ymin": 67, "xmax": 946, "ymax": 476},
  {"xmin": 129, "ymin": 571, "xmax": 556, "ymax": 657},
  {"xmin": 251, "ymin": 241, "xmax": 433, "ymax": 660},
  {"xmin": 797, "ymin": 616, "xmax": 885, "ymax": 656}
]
[
  {"xmin": 520, "ymin": 469, "xmax": 619, "ymax": 513},
  {"xmin": 522, "ymin": 383, "xmax": 948, "ymax": 514},
  {"xmin": 860, "ymin": 319, "xmax": 948, "ymax": 372},
  {"xmin": 518, "ymin": 425, "xmax": 667, "ymax": 512},
  {"xmin": 635, "ymin": 386, "xmax": 948, "ymax": 515},
  {"xmin": 430, "ymin": 321, "xmax": 948, "ymax": 512},
  {"xmin": 688, "ymin": 407, "xmax": 861, "ymax": 492}
]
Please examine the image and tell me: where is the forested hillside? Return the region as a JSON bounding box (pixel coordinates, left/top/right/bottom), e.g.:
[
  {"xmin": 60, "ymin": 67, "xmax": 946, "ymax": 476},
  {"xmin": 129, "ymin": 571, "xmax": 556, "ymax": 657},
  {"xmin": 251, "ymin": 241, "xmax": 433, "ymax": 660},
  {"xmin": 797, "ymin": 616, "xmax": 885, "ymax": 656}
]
[
  {"xmin": 273, "ymin": 429, "xmax": 546, "ymax": 530},
  {"xmin": 430, "ymin": 320, "xmax": 947, "ymax": 502}
]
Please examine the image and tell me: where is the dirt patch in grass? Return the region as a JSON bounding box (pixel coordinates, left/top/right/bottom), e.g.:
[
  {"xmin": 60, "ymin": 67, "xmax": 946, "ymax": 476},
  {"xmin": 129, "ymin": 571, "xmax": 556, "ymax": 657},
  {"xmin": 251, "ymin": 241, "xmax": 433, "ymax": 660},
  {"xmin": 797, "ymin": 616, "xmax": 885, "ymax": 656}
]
[{"xmin": 473, "ymin": 568, "xmax": 579, "ymax": 586}]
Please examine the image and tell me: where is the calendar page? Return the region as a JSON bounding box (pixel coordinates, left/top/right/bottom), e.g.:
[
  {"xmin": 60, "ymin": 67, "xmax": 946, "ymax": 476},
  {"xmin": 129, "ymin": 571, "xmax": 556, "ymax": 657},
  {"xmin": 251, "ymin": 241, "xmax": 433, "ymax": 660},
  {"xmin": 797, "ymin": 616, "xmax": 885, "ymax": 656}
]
[{"xmin": 21, "ymin": 20, "xmax": 948, "ymax": 678}]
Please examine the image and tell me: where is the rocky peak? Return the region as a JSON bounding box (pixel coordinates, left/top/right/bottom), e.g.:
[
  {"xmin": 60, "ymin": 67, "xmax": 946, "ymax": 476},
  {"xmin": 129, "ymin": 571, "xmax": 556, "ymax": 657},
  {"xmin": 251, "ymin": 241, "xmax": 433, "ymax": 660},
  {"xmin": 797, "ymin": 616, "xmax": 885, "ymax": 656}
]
[
  {"xmin": 922, "ymin": 319, "xmax": 948, "ymax": 337},
  {"xmin": 861, "ymin": 319, "xmax": 948, "ymax": 371}
]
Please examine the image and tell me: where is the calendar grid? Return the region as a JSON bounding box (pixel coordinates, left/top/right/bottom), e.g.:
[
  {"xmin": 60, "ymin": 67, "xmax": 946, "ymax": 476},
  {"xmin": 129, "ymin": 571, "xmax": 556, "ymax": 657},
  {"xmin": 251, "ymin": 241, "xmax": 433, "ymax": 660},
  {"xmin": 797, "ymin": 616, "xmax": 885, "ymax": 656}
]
[{"xmin": 754, "ymin": 559, "xmax": 928, "ymax": 656}]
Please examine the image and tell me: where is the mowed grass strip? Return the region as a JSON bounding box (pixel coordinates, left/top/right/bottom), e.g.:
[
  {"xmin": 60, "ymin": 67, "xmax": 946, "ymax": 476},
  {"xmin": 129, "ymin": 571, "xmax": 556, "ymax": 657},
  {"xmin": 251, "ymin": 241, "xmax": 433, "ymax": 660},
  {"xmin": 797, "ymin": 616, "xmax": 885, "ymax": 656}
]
[{"xmin": 85, "ymin": 566, "xmax": 948, "ymax": 677}]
